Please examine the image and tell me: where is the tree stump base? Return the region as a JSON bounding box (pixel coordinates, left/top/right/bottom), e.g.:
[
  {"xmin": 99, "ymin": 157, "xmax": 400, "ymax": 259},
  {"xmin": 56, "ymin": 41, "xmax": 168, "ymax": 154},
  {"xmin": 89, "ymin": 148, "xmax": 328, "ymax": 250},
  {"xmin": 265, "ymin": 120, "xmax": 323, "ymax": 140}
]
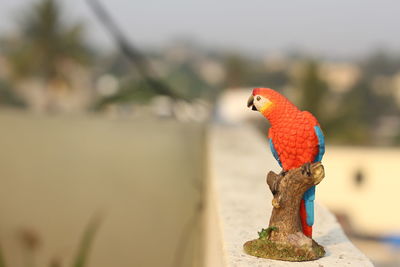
[
  {"xmin": 244, "ymin": 237, "xmax": 325, "ymax": 261},
  {"xmin": 243, "ymin": 162, "xmax": 326, "ymax": 261}
]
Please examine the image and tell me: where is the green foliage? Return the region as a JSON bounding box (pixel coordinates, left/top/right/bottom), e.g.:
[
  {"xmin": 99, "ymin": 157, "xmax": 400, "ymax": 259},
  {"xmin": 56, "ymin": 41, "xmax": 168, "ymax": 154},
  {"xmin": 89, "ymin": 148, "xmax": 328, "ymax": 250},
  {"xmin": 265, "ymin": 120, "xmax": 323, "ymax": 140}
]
[
  {"xmin": 362, "ymin": 51, "xmax": 400, "ymax": 77},
  {"xmin": 93, "ymin": 78, "xmax": 184, "ymax": 109},
  {"xmin": 292, "ymin": 58, "xmax": 400, "ymax": 145},
  {"xmin": 257, "ymin": 226, "xmax": 277, "ymax": 240},
  {"xmin": 0, "ymin": 217, "xmax": 101, "ymax": 267},
  {"xmin": 223, "ymin": 53, "xmax": 289, "ymax": 90},
  {"xmin": 329, "ymin": 80, "xmax": 374, "ymax": 144},
  {"xmin": 0, "ymin": 245, "xmax": 6, "ymax": 267},
  {"xmin": 325, "ymin": 55, "xmax": 400, "ymax": 145},
  {"xmin": 72, "ymin": 217, "xmax": 102, "ymax": 267},
  {"xmin": 0, "ymin": 80, "xmax": 26, "ymax": 108},
  {"xmin": 166, "ymin": 63, "xmax": 211, "ymax": 99},
  {"xmin": 1, "ymin": 0, "xmax": 92, "ymax": 80},
  {"xmin": 297, "ymin": 60, "xmax": 329, "ymax": 121},
  {"xmin": 224, "ymin": 54, "xmax": 249, "ymax": 88}
]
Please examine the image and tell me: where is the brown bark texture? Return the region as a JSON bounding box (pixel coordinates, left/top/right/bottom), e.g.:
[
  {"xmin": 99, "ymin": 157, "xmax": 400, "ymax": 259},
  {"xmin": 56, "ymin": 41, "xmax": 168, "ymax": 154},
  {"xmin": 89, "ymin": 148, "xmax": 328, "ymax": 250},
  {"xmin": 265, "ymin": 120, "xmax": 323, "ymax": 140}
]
[{"xmin": 243, "ymin": 162, "xmax": 326, "ymax": 261}]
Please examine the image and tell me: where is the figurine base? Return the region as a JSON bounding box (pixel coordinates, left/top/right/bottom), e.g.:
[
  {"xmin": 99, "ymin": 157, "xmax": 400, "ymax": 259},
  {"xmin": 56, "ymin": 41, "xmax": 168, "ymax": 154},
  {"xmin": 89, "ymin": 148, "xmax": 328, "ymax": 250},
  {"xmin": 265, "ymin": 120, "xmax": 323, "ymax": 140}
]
[
  {"xmin": 243, "ymin": 238, "xmax": 325, "ymax": 262},
  {"xmin": 243, "ymin": 163, "xmax": 326, "ymax": 262}
]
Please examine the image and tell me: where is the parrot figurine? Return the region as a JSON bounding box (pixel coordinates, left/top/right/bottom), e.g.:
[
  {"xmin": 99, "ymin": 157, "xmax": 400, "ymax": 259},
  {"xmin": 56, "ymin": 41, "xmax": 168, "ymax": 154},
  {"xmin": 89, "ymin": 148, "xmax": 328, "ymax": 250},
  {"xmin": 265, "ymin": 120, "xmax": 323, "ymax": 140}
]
[{"xmin": 247, "ymin": 88, "xmax": 325, "ymax": 238}]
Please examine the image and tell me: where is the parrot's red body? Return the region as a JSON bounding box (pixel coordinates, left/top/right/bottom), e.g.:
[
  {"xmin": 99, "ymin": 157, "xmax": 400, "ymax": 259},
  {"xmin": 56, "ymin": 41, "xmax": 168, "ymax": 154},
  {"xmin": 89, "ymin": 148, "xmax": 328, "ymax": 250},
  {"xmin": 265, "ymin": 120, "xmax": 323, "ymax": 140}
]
[
  {"xmin": 264, "ymin": 94, "xmax": 319, "ymax": 171},
  {"xmin": 250, "ymin": 88, "xmax": 325, "ymax": 238}
]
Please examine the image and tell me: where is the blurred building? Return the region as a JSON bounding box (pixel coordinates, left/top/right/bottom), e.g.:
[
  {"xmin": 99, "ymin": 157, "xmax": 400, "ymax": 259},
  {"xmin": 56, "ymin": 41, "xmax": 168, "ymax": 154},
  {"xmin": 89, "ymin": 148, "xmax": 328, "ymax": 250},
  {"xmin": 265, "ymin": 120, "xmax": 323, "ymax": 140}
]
[{"xmin": 319, "ymin": 146, "xmax": 400, "ymax": 235}]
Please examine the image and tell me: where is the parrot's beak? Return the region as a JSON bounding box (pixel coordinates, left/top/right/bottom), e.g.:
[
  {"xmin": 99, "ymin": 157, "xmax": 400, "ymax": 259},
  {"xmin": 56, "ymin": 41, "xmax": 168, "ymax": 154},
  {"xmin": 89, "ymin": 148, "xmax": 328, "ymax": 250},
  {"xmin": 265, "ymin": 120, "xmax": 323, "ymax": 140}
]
[{"xmin": 247, "ymin": 95, "xmax": 257, "ymax": 111}]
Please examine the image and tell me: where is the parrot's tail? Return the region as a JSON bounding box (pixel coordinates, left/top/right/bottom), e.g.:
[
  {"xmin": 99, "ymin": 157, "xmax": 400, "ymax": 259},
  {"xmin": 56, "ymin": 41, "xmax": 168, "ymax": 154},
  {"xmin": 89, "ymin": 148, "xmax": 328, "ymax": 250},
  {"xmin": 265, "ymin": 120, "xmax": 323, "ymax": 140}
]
[{"xmin": 300, "ymin": 185, "xmax": 315, "ymax": 238}]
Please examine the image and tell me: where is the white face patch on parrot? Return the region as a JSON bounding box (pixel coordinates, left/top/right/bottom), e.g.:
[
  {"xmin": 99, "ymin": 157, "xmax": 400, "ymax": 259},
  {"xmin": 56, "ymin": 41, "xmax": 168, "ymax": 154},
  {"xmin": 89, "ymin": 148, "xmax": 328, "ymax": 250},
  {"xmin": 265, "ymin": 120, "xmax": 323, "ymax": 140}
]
[{"xmin": 253, "ymin": 95, "xmax": 271, "ymax": 112}]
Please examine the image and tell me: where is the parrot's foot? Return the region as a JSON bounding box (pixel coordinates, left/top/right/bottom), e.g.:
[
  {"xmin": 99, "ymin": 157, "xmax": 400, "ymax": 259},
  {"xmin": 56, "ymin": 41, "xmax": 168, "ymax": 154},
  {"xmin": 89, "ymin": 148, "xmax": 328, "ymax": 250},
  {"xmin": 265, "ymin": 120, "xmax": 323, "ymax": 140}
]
[
  {"xmin": 301, "ymin": 163, "xmax": 312, "ymax": 176},
  {"xmin": 279, "ymin": 170, "xmax": 288, "ymax": 177}
]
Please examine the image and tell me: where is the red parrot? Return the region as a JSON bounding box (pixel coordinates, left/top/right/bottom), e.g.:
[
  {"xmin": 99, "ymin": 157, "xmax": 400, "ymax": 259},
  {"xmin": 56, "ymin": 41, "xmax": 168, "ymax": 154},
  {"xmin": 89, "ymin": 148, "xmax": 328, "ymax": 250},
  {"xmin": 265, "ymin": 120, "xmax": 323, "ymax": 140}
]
[{"xmin": 247, "ymin": 88, "xmax": 325, "ymax": 238}]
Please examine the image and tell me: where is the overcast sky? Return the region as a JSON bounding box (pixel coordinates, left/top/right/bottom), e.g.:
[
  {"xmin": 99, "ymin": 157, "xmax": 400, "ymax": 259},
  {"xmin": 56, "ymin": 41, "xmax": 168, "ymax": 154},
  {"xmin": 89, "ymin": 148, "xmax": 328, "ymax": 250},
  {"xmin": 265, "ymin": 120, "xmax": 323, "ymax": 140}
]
[{"xmin": 1, "ymin": 0, "xmax": 400, "ymax": 58}]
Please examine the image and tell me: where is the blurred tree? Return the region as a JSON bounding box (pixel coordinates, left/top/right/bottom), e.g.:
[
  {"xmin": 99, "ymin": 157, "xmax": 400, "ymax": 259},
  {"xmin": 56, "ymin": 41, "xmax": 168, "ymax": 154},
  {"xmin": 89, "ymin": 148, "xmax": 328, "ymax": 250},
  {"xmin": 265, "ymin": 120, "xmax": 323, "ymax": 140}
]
[
  {"xmin": 328, "ymin": 52, "xmax": 400, "ymax": 145},
  {"xmin": 0, "ymin": 80, "xmax": 25, "ymax": 108},
  {"xmin": 224, "ymin": 54, "xmax": 248, "ymax": 88},
  {"xmin": 0, "ymin": 0, "xmax": 94, "ymax": 112},
  {"xmin": 256, "ymin": 70, "xmax": 288, "ymax": 90},
  {"xmin": 166, "ymin": 63, "xmax": 211, "ymax": 99},
  {"xmin": 362, "ymin": 51, "xmax": 400, "ymax": 77},
  {"xmin": 294, "ymin": 60, "xmax": 382, "ymax": 145},
  {"xmin": 327, "ymin": 80, "xmax": 373, "ymax": 145},
  {"xmin": 394, "ymin": 131, "xmax": 400, "ymax": 145},
  {"xmin": 2, "ymin": 0, "xmax": 92, "ymax": 80},
  {"xmin": 94, "ymin": 78, "xmax": 170, "ymax": 109},
  {"xmin": 296, "ymin": 60, "xmax": 329, "ymax": 121},
  {"xmin": 292, "ymin": 60, "xmax": 370, "ymax": 144}
]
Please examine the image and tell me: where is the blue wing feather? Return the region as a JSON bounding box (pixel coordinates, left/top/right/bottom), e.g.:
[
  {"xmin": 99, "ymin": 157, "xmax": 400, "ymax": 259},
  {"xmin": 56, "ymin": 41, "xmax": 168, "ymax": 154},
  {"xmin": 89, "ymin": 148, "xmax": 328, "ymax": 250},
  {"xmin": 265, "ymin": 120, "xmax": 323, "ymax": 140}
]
[
  {"xmin": 269, "ymin": 139, "xmax": 282, "ymax": 167},
  {"xmin": 304, "ymin": 126, "xmax": 325, "ymax": 227},
  {"xmin": 313, "ymin": 125, "xmax": 325, "ymax": 162}
]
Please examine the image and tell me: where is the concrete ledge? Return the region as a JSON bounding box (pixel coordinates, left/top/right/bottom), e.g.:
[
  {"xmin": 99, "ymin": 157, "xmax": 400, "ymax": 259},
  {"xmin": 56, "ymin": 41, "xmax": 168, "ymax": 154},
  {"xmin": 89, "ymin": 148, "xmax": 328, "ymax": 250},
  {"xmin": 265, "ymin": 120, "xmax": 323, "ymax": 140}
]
[{"xmin": 205, "ymin": 124, "xmax": 373, "ymax": 267}]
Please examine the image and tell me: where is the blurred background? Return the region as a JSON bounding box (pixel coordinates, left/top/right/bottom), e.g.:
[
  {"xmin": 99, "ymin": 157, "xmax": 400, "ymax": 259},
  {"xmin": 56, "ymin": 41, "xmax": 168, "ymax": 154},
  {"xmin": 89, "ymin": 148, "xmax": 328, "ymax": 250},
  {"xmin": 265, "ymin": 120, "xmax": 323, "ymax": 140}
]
[{"xmin": 0, "ymin": 0, "xmax": 399, "ymax": 266}]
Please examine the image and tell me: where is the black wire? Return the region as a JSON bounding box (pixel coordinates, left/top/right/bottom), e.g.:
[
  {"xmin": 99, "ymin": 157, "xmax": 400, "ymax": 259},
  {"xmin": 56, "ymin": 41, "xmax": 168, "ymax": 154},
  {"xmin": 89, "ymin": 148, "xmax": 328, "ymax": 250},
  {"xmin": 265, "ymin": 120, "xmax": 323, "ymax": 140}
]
[{"xmin": 86, "ymin": 0, "xmax": 184, "ymax": 100}]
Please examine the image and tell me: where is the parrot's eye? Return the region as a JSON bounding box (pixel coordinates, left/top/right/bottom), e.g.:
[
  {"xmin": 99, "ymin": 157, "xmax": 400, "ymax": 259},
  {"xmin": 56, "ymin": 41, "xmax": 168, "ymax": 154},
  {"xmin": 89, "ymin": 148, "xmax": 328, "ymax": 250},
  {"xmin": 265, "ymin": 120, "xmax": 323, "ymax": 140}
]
[{"xmin": 256, "ymin": 96, "xmax": 261, "ymax": 101}]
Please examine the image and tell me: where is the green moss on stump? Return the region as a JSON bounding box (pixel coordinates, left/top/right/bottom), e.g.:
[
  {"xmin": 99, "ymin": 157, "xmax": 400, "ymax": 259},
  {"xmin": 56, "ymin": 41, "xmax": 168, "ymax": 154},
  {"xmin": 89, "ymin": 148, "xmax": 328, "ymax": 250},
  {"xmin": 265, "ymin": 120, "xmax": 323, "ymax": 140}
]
[{"xmin": 243, "ymin": 238, "xmax": 325, "ymax": 262}]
